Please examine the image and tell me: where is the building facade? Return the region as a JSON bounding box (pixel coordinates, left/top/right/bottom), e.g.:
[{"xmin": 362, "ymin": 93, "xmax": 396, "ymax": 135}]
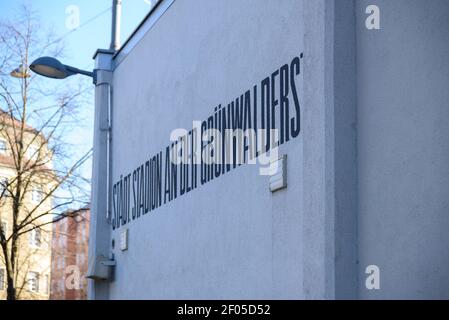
[
  {"xmin": 88, "ymin": 0, "xmax": 449, "ymax": 299},
  {"xmin": 50, "ymin": 208, "xmax": 90, "ymax": 300},
  {"xmin": 0, "ymin": 111, "xmax": 53, "ymax": 300}
]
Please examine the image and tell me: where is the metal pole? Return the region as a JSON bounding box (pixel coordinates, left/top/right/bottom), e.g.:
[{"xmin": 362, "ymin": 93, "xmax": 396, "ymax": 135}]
[
  {"xmin": 110, "ymin": 0, "xmax": 122, "ymax": 51},
  {"xmin": 87, "ymin": 51, "xmax": 114, "ymax": 300}
]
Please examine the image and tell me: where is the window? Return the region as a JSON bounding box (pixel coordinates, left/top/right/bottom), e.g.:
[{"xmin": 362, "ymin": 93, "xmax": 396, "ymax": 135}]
[
  {"xmin": 0, "ymin": 269, "xmax": 5, "ymax": 290},
  {"xmin": 28, "ymin": 272, "xmax": 39, "ymax": 292},
  {"xmin": 31, "ymin": 187, "xmax": 43, "ymax": 203},
  {"xmin": 0, "ymin": 178, "xmax": 8, "ymax": 197},
  {"xmin": 0, "ymin": 139, "xmax": 6, "ymax": 154},
  {"xmin": 43, "ymin": 275, "xmax": 49, "ymax": 295},
  {"xmin": 29, "ymin": 228, "xmax": 41, "ymax": 248},
  {"xmin": 27, "ymin": 145, "xmax": 38, "ymax": 160}
]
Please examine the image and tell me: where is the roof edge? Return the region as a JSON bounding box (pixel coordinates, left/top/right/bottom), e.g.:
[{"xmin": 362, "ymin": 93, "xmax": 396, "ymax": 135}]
[{"xmin": 113, "ymin": 0, "xmax": 165, "ymax": 60}]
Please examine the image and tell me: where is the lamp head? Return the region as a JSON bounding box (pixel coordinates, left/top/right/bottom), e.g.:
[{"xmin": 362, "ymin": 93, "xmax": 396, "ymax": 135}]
[{"xmin": 30, "ymin": 57, "xmax": 75, "ymax": 79}]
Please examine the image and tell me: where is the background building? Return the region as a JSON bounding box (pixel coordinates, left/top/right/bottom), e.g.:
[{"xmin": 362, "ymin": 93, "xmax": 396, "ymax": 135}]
[
  {"xmin": 50, "ymin": 208, "xmax": 90, "ymax": 300},
  {"xmin": 0, "ymin": 111, "xmax": 53, "ymax": 300}
]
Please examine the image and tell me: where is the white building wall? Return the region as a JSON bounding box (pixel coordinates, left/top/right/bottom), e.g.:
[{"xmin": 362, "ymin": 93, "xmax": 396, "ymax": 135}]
[
  {"xmin": 110, "ymin": 0, "xmax": 306, "ymax": 299},
  {"xmin": 356, "ymin": 0, "xmax": 449, "ymax": 299},
  {"xmin": 88, "ymin": 0, "xmax": 449, "ymax": 299}
]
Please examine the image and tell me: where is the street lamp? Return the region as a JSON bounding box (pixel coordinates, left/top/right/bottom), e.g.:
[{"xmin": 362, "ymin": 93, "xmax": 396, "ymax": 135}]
[
  {"xmin": 10, "ymin": 64, "xmax": 31, "ymax": 79},
  {"xmin": 30, "ymin": 0, "xmax": 123, "ymax": 297},
  {"xmin": 30, "ymin": 56, "xmax": 94, "ymax": 80}
]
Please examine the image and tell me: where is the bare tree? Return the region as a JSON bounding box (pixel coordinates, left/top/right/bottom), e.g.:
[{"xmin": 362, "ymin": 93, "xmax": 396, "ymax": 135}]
[{"xmin": 0, "ymin": 5, "xmax": 92, "ymax": 300}]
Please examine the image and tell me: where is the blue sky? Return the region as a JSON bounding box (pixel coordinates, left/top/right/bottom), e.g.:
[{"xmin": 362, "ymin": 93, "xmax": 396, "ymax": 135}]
[
  {"xmin": 0, "ymin": 0, "xmax": 154, "ymax": 196},
  {"xmin": 0, "ymin": 0, "xmax": 152, "ymax": 70}
]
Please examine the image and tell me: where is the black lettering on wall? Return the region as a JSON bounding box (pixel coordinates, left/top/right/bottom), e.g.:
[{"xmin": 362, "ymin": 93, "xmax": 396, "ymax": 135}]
[
  {"xmin": 119, "ymin": 175, "xmax": 123, "ymax": 228},
  {"xmin": 290, "ymin": 55, "xmax": 302, "ymax": 138},
  {"xmin": 156, "ymin": 152, "xmax": 163, "ymax": 208},
  {"xmin": 126, "ymin": 174, "xmax": 131, "ymax": 224},
  {"xmin": 144, "ymin": 161, "xmax": 150, "ymax": 214},
  {"xmin": 138, "ymin": 164, "xmax": 144, "ymax": 218},
  {"xmin": 191, "ymin": 128, "xmax": 198, "ymax": 190},
  {"xmin": 253, "ymin": 85, "xmax": 258, "ymax": 158},
  {"xmin": 132, "ymin": 170, "xmax": 137, "ymax": 220},
  {"xmin": 261, "ymin": 77, "xmax": 270, "ymax": 152},
  {"xmin": 111, "ymin": 53, "xmax": 304, "ymax": 230},
  {"xmin": 170, "ymin": 144, "xmax": 178, "ymax": 202},
  {"xmin": 215, "ymin": 106, "xmax": 222, "ymax": 178},
  {"xmin": 200, "ymin": 120, "xmax": 207, "ymax": 185},
  {"xmin": 243, "ymin": 90, "xmax": 252, "ymax": 163},
  {"xmin": 164, "ymin": 146, "xmax": 171, "ymax": 204},
  {"xmin": 207, "ymin": 115, "xmax": 214, "ymax": 181},
  {"xmin": 279, "ymin": 64, "xmax": 290, "ymax": 144},
  {"xmin": 112, "ymin": 183, "xmax": 117, "ymax": 230},
  {"xmin": 271, "ymin": 69, "xmax": 279, "ymax": 149}
]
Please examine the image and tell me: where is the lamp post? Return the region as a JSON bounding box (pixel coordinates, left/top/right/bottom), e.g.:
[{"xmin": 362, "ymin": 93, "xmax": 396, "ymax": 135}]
[
  {"xmin": 29, "ymin": 0, "xmax": 123, "ymax": 300},
  {"xmin": 30, "ymin": 51, "xmax": 115, "ymax": 300}
]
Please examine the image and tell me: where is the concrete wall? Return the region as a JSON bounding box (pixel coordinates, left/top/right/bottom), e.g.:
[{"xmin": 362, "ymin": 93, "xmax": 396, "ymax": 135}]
[
  {"xmin": 356, "ymin": 0, "xmax": 449, "ymax": 299},
  {"xmin": 110, "ymin": 0, "xmax": 306, "ymax": 299},
  {"xmin": 90, "ymin": 0, "xmax": 449, "ymax": 299}
]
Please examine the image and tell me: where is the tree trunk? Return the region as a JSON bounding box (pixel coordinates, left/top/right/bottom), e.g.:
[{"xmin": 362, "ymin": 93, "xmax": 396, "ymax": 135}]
[{"xmin": 6, "ymin": 276, "xmax": 16, "ymax": 300}]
